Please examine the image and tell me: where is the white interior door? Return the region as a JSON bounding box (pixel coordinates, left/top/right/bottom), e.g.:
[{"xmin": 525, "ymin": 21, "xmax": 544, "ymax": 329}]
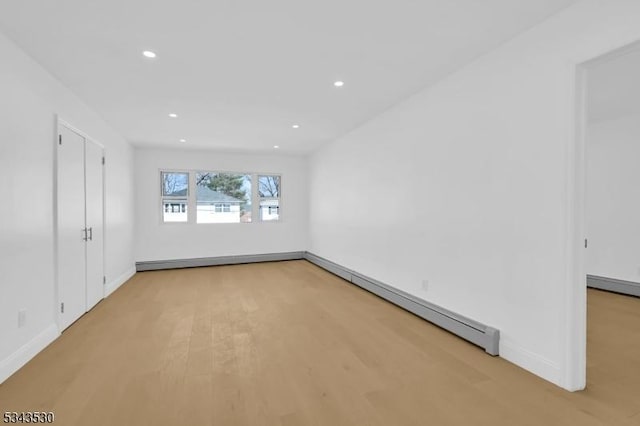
[
  {"xmin": 57, "ymin": 125, "xmax": 87, "ymax": 330},
  {"xmin": 85, "ymin": 139, "xmax": 104, "ymax": 310}
]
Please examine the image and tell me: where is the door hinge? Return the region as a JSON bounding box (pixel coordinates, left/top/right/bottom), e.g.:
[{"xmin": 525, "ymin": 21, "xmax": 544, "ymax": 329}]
[
  {"xmin": 584, "ymin": 238, "xmax": 588, "ymax": 248},
  {"xmin": 60, "ymin": 302, "xmax": 65, "ymax": 313},
  {"xmin": 58, "ymin": 135, "xmax": 62, "ymax": 145},
  {"xmin": 103, "ymin": 276, "xmax": 106, "ymax": 285},
  {"xmin": 102, "ymin": 156, "xmax": 105, "ymax": 165}
]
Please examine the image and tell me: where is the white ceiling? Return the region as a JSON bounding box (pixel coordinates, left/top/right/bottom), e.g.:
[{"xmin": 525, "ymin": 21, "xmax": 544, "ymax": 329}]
[
  {"xmin": 588, "ymin": 47, "xmax": 640, "ymax": 123},
  {"xmin": 0, "ymin": 0, "xmax": 576, "ymax": 154}
]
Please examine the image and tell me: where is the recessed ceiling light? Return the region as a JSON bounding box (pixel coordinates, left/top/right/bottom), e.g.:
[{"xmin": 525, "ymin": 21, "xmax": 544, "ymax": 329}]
[
  {"xmin": 168, "ymin": 113, "xmax": 178, "ymax": 118},
  {"xmin": 274, "ymin": 145, "xmax": 280, "ymax": 149},
  {"xmin": 292, "ymin": 124, "xmax": 300, "ymax": 129},
  {"xmin": 334, "ymin": 81, "xmax": 345, "ymax": 87},
  {"xmin": 142, "ymin": 50, "xmax": 157, "ymax": 58},
  {"xmin": 179, "ymin": 139, "xmax": 186, "ymax": 143}
]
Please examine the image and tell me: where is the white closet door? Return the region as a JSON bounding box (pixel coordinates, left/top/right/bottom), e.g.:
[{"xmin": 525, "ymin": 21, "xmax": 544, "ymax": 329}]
[
  {"xmin": 57, "ymin": 125, "xmax": 87, "ymax": 330},
  {"xmin": 85, "ymin": 139, "xmax": 104, "ymax": 310}
]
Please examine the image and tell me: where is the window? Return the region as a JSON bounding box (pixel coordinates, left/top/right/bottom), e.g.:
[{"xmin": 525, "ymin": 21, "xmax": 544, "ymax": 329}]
[
  {"xmin": 160, "ymin": 170, "xmax": 280, "ymax": 224},
  {"xmin": 161, "ymin": 172, "xmax": 189, "ymax": 222},
  {"xmin": 195, "ymin": 172, "xmax": 251, "ymax": 223},
  {"xmin": 258, "ymin": 175, "xmax": 280, "ymax": 221},
  {"xmin": 214, "ymin": 203, "xmax": 231, "ymax": 213}
]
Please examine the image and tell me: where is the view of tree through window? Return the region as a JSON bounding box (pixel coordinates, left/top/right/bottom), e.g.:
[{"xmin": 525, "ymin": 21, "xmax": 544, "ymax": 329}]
[
  {"xmin": 258, "ymin": 175, "xmax": 280, "ymax": 198},
  {"xmin": 196, "ymin": 172, "xmax": 252, "ymax": 223},
  {"xmin": 161, "ymin": 172, "xmax": 188, "ymax": 222},
  {"xmin": 258, "ymin": 175, "xmax": 280, "ymax": 221},
  {"xmin": 160, "ymin": 170, "xmax": 281, "ymax": 224}
]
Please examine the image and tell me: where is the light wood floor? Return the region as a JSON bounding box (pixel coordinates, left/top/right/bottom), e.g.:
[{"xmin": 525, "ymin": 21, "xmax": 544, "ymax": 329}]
[{"xmin": 1, "ymin": 261, "xmax": 640, "ymax": 425}]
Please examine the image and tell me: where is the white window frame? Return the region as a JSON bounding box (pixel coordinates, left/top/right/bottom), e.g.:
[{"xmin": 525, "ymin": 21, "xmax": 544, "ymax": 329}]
[
  {"xmin": 159, "ymin": 169, "xmax": 283, "ymax": 225},
  {"xmin": 160, "ymin": 170, "xmax": 190, "ymax": 224},
  {"xmin": 258, "ymin": 174, "xmax": 282, "ymax": 222}
]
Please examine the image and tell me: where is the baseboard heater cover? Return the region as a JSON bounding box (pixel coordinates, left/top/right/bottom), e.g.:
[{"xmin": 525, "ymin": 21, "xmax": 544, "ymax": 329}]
[
  {"xmin": 136, "ymin": 251, "xmax": 305, "ymax": 272},
  {"xmin": 587, "ymin": 275, "xmax": 640, "ymax": 298},
  {"xmin": 303, "ymin": 252, "xmax": 500, "ymax": 356}
]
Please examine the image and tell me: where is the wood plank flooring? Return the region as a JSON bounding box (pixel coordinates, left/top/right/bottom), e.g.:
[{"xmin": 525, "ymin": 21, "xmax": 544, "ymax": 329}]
[{"xmin": 1, "ymin": 260, "xmax": 639, "ymax": 425}]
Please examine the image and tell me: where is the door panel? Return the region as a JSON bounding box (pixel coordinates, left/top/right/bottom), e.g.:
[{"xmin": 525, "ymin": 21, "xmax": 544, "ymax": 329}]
[
  {"xmin": 85, "ymin": 140, "xmax": 104, "ymax": 310},
  {"xmin": 57, "ymin": 125, "xmax": 86, "ymax": 330}
]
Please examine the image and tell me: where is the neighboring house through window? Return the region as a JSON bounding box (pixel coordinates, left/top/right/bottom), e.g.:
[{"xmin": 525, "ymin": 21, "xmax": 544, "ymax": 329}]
[
  {"xmin": 161, "ymin": 171, "xmax": 189, "ymax": 223},
  {"xmin": 196, "ymin": 172, "xmax": 251, "ymax": 223},
  {"xmin": 160, "ymin": 170, "xmax": 280, "ymax": 224},
  {"xmin": 258, "ymin": 175, "xmax": 280, "ymax": 221}
]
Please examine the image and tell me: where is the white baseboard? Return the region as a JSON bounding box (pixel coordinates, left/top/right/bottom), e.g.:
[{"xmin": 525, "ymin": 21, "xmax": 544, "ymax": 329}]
[
  {"xmin": 105, "ymin": 266, "xmax": 136, "ymax": 297},
  {"xmin": 500, "ymin": 337, "xmax": 562, "ymax": 387},
  {"xmin": 0, "ymin": 324, "xmax": 59, "ymax": 384},
  {"xmin": 0, "ymin": 267, "xmax": 135, "ymax": 385}
]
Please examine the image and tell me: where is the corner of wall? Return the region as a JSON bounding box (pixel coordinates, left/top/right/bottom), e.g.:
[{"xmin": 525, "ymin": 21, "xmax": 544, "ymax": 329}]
[
  {"xmin": 104, "ymin": 266, "xmax": 136, "ymax": 297},
  {"xmin": 499, "ymin": 337, "xmax": 562, "ymax": 387}
]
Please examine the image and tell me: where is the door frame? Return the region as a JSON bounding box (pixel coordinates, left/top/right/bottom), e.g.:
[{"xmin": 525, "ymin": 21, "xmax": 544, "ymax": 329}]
[
  {"xmin": 54, "ymin": 117, "xmax": 106, "ymax": 332},
  {"xmin": 567, "ymin": 40, "xmax": 640, "ymax": 391}
]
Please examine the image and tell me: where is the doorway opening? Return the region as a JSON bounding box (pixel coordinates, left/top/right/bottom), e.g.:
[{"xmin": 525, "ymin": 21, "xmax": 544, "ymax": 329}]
[{"xmin": 574, "ymin": 41, "xmax": 640, "ymax": 394}]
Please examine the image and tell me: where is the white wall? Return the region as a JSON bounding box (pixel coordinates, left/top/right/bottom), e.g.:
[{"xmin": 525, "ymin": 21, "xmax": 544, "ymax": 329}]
[
  {"xmin": 587, "ymin": 112, "xmax": 640, "ymax": 283},
  {"xmin": 0, "ymin": 32, "xmax": 135, "ymax": 382},
  {"xmin": 134, "ymin": 147, "xmax": 308, "ymax": 261},
  {"xmin": 308, "ymin": 1, "xmax": 640, "ymax": 390}
]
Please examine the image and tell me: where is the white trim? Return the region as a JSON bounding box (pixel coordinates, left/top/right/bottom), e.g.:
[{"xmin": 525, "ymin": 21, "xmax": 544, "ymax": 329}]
[
  {"xmin": 563, "ymin": 40, "xmax": 640, "ymax": 392},
  {"xmin": 580, "ymin": 40, "xmax": 640, "ymax": 69},
  {"xmin": 57, "ymin": 118, "xmax": 105, "ymax": 149},
  {"xmin": 105, "ymin": 266, "xmax": 136, "ymax": 297},
  {"xmin": 101, "ymin": 142, "xmax": 106, "ymax": 299},
  {"xmin": 53, "ymin": 117, "xmax": 61, "ymax": 331},
  {"xmin": 561, "ymin": 64, "xmax": 587, "ymax": 391},
  {"xmin": 0, "ymin": 266, "xmax": 134, "ymax": 384},
  {"xmin": 0, "ymin": 325, "xmax": 59, "ymax": 384},
  {"xmin": 500, "ymin": 337, "xmax": 562, "ymax": 387},
  {"xmin": 258, "ymin": 174, "xmax": 282, "ymax": 222},
  {"xmin": 159, "ymin": 169, "xmax": 191, "ymax": 225}
]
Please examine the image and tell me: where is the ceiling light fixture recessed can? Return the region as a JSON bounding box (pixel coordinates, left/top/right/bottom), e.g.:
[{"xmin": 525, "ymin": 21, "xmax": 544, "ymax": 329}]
[
  {"xmin": 334, "ymin": 80, "xmax": 345, "ymax": 87},
  {"xmin": 179, "ymin": 139, "xmax": 186, "ymax": 143},
  {"xmin": 142, "ymin": 50, "xmax": 157, "ymax": 58},
  {"xmin": 168, "ymin": 113, "xmax": 178, "ymax": 118},
  {"xmin": 274, "ymin": 145, "xmax": 280, "ymax": 149},
  {"xmin": 292, "ymin": 124, "xmax": 300, "ymax": 129}
]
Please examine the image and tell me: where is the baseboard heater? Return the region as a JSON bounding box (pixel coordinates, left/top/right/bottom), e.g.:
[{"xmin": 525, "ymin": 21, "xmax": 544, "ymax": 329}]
[
  {"xmin": 303, "ymin": 252, "xmax": 500, "ymax": 356},
  {"xmin": 135, "ymin": 251, "xmax": 305, "ymax": 271},
  {"xmin": 587, "ymin": 275, "xmax": 640, "ymax": 298}
]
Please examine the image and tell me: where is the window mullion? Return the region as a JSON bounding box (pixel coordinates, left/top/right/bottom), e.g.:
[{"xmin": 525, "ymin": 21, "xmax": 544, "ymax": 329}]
[
  {"xmin": 252, "ymin": 173, "xmax": 258, "ymax": 223},
  {"xmin": 188, "ymin": 171, "xmax": 197, "ymax": 224}
]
